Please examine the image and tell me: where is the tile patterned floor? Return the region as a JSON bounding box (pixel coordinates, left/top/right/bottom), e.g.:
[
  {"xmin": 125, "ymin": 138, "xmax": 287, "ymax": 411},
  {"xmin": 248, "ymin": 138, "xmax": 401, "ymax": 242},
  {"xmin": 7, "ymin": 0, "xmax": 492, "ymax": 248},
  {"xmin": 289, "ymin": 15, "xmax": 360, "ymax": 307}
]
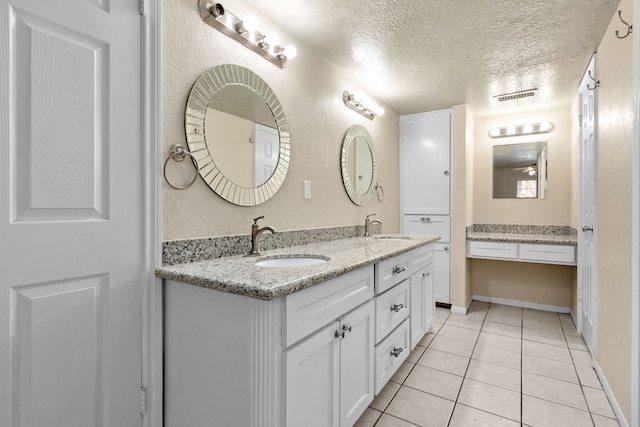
[{"xmin": 354, "ymin": 302, "xmax": 620, "ymax": 427}]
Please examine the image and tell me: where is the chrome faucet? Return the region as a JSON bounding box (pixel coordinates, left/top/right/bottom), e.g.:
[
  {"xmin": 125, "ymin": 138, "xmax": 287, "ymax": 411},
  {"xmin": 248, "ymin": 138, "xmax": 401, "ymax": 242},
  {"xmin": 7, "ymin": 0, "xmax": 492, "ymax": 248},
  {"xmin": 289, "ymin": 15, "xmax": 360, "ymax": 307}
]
[
  {"xmin": 364, "ymin": 213, "xmax": 382, "ymax": 237},
  {"xmin": 248, "ymin": 216, "xmax": 276, "ymax": 255}
]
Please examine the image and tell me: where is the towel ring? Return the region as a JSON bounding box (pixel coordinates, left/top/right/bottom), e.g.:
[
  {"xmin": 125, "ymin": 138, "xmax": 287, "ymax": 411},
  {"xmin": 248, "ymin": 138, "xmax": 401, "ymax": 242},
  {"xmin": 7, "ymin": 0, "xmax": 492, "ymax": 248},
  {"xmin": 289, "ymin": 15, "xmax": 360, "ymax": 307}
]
[
  {"xmin": 163, "ymin": 144, "xmax": 199, "ymax": 189},
  {"xmin": 375, "ymin": 183, "xmax": 384, "ymax": 202}
]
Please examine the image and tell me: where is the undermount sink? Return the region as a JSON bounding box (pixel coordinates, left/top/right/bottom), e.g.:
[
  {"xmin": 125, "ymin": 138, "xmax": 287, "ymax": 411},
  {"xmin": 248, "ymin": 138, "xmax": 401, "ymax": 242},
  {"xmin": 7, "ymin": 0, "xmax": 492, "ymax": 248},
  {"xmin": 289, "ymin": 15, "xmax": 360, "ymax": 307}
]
[
  {"xmin": 373, "ymin": 235, "xmax": 413, "ymax": 241},
  {"xmin": 254, "ymin": 255, "xmax": 329, "ymax": 268}
]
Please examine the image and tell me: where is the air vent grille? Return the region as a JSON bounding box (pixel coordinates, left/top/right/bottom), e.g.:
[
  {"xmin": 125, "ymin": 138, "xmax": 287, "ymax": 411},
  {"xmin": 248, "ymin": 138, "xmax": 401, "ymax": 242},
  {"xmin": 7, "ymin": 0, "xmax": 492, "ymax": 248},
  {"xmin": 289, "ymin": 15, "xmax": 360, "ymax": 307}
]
[{"xmin": 493, "ymin": 88, "xmax": 537, "ymax": 102}]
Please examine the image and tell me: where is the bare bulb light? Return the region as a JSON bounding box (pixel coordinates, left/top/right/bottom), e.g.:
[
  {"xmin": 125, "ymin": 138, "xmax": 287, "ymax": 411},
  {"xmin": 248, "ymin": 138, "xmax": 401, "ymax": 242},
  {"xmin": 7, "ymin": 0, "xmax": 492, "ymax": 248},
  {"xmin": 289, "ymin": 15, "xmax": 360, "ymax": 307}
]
[
  {"xmin": 280, "ymin": 44, "xmax": 297, "ymax": 59},
  {"xmin": 236, "ymin": 14, "xmax": 258, "ymax": 33},
  {"xmin": 261, "ymin": 31, "xmax": 280, "ymax": 47}
]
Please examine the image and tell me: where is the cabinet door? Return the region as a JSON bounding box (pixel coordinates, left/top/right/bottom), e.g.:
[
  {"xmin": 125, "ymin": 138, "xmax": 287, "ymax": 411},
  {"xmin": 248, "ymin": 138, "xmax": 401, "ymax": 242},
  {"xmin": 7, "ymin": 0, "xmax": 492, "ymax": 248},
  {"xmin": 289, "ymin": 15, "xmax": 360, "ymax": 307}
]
[
  {"xmin": 434, "ymin": 243, "xmax": 451, "ymax": 304},
  {"xmin": 410, "ymin": 269, "xmax": 425, "ymax": 349},
  {"xmin": 285, "ymin": 322, "xmax": 340, "ymax": 427},
  {"xmin": 400, "ymin": 110, "xmax": 451, "ymax": 215},
  {"xmin": 340, "ymin": 301, "xmax": 375, "ymax": 427},
  {"xmin": 423, "ymin": 265, "xmax": 435, "ymax": 332}
]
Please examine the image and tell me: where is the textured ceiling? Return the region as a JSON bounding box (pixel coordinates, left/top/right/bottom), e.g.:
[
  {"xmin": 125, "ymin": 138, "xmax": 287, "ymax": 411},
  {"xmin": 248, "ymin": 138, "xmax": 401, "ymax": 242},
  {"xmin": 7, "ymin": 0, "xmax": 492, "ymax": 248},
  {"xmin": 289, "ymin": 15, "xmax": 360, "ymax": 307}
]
[{"xmin": 247, "ymin": 0, "xmax": 621, "ymax": 115}]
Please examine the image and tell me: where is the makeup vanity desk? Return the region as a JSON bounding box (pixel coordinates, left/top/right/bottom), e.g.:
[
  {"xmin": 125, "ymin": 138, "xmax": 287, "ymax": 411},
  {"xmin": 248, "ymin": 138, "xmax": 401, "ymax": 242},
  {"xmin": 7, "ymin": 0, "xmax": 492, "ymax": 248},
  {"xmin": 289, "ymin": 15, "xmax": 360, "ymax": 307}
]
[{"xmin": 466, "ymin": 225, "xmax": 577, "ymax": 266}]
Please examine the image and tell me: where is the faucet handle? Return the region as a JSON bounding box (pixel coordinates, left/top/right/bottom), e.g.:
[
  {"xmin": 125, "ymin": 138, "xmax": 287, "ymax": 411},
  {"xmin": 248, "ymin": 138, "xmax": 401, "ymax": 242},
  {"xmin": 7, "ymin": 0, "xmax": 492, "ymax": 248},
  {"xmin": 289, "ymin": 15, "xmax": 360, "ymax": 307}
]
[
  {"xmin": 366, "ymin": 213, "xmax": 377, "ymax": 219},
  {"xmin": 253, "ymin": 215, "xmax": 265, "ymax": 224}
]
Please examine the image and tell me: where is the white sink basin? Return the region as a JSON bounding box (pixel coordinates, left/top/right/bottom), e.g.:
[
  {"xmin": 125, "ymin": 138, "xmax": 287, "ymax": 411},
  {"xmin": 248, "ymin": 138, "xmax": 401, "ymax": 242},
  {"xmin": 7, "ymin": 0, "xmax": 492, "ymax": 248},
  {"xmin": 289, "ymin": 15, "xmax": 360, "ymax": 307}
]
[{"xmin": 255, "ymin": 255, "xmax": 329, "ymax": 268}]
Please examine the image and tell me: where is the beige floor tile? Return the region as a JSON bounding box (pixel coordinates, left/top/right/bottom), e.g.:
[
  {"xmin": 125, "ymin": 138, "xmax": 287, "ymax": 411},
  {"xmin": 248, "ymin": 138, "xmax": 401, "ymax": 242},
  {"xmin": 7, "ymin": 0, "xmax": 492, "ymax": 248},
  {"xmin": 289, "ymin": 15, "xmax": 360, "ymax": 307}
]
[
  {"xmin": 465, "ymin": 358, "xmax": 520, "ymax": 392},
  {"xmin": 432, "ymin": 322, "xmax": 443, "ymax": 334},
  {"xmin": 477, "ymin": 331, "xmax": 521, "ymax": 352},
  {"xmin": 468, "ymin": 300, "xmax": 490, "ymax": 312},
  {"xmin": 485, "ymin": 312, "xmax": 522, "ymax": 327},
  {"xmin": 583, "ymin": 386, "xmax": 616, "ymax": 418},
  {"xmin": 417, "ymin": 332, "xmax": 435, "ymax": 348},
  {"xmin": 457, "ymin": 378, "xmax": 521, "ymax": 422},
  {"xmin": 522, "ymin": 317, "xmax": 563, "ymax": 334},
  {"xmin": 385, "ymin": 386, "xmax": 455, "ymax": 427},
  {"xmin": 522, "ymin": 339, "xmax": 572, "ymax": 363},
  {"xmin": 449, "ymin": 404, "xmax": 520, "ymax": 427},
  {"xmin": 522, "ymin": 327, "xmax": 567, "ymax": 347},
  {"xmin": 570, "ymin": 348, "xmax": 594, "ymax": 367},
  {"xmin": 522, "ymin": 395, "xmax": 593, "ymax": 427},
  {"xmin": 353, "ymin": 407, "xmax": 381, "ymax": 427},
  {"xmin": 488, "ymin": 304, "xmax": 522, "ymax": 316},
  {"xmin": 438, "ymin": 324, "xmax": 481, "ymax": 343},
  {"xmin": 472, "ymin": 344, "xmax": 521, "ymax": 370},
  {"xmin": 390, "ymin": 361, "xmax": 415, "ymax": 384},
  {"xmin": 481, "ymin": 321, "xmax": 522, "ymax": 339},
  {"xmin": 522, "ymin": 371, "xmax": 588, "ymax": 410},
  {"xmin": 575, "ymin": 363, "xmax": 602, "ymax": 389},
  {"xmin": 417, "ymin": 348, "xmax": 470, "ymax": 376},
  {"xmin": 566, "ymin": 334, "xmax": 590, "ymax": 351},
  {"xmin": 429, "ymin": 334, "xmax": 476, "ymax": 358},
  {"xmin": 446, "ymin": 314, "xmax": 484, "ymax": 331},
  {"xmin": 404, "ymin": 365, "xmax": 464, "ymax": 401},
  {"xmin": 406, "ymin": 345, "xmax": 426, "ymax": 363},
  {"xmin": 370, "ymin": 381, "xmax": 401, "ymax": 412},
  {"xmin": 592, "ymin": 413, "xmax": 622, "ymax": 427},
  {"xmin": 436, "ymin": 307, "xmax": 451, "ymax": 323},
  {"xmin": 523, "ymin": 308, "xmax": 560, "ymax": 322},
  {"xmin": 522, "ymin": 353, "xmax": 579, "ymax": 383},
  {"xmin": 374, "ymin": 413, "xmax": 422, "ymax": 427}
]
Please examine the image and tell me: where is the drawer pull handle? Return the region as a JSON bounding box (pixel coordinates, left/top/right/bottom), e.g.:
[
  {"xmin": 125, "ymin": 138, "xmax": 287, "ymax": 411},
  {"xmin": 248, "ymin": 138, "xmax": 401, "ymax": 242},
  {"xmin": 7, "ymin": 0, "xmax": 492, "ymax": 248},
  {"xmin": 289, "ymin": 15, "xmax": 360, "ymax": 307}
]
[
  {"xmin": 392, "ymin": 266, "xmax": 406, "ymax": 274},
  {"xmin": 423, "ymin": 272, "xmax": 431, "ymax": 277},
  {"xmin": 390, "ymin": 347, "xmax": 403, "ymax": 357},
  {"xmin": 342, "ymin": 323, "xmax": 352, "ymax": 333},
  {"xmin": 335, "ymin": 330, "xmax": 345, "ymax": 339},
  {"xmin": 419, "ymin": 217, "xmax": 431, "ymax": 222},
  {"xmin": 390, "ymin": 303, "xmax": 404, "ymax": 312}
]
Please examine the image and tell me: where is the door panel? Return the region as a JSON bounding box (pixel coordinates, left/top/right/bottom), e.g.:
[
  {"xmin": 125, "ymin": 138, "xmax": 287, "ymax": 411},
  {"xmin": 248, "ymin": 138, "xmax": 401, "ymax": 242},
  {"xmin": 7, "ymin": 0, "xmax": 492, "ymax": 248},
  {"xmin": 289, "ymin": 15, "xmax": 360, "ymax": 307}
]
[{"xmin": 0, "ymin": 1, "xmax": 143, "ymax": 426}]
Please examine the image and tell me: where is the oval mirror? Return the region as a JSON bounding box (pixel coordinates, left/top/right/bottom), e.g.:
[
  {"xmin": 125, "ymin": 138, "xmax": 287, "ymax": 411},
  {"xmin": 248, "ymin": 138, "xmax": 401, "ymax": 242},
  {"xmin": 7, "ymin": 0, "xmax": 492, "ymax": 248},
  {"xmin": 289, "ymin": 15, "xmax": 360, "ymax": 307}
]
[
  {"xmin": 341, "ymin": 125, "xmax": 377, "ymax": 206},
  {"xmin": 185, "ymin": 64, "xmax": 290, "ymax": 206}
]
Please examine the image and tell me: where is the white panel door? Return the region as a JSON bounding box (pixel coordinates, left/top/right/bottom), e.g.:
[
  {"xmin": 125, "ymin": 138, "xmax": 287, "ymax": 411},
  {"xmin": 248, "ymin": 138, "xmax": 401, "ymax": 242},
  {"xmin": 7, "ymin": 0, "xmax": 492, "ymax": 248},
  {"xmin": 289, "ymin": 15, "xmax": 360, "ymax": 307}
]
[
  {"xmin": 0, "ymin": 1, "xmax": 143, "ymax": 426},
  {"xmin": 578, "ymin": 55, "xmax": 597, "ymax": 356},
  {"xmin": 254, "ymin": 123, "xmax": 279, "ymax": 186},
  {"xmin": 400, "ymin": 110, "xmax": 451, "ymax": 215},
  {"xmin": 434, "ymin": 244, "xmax": 451, "ymax": 304}
]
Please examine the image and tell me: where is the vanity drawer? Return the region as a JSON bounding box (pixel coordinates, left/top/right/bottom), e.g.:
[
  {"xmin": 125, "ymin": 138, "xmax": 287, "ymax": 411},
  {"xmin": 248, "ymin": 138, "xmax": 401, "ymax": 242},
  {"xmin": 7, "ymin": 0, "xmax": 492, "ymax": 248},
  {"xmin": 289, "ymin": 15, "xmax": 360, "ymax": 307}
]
[
  {"xmin": 467, "ymin": 241, "xmax": 518, "ymax": 260},
  {"xmin": 375, "ymin": 280, "xmax": 410, "ymax": 344},
  {"xmin": 519, "ymin": 244, "xmax": 576, "ymax": 265},
  {"xmin": 403, "ymin": 215, "xmax": 451, "ymax": 243},
  {"xmin": 284, "ymin": 265, "xmax": 374, "ymax": 347},
  {"xmin": 375, "ymin": 252, "xmax": 412, "ymax": 294},
  {"xmin": 411, "ymin": 244, "xmax": 434, "ymax": 273},
  {"xmin": 375, "ymin": 319, "xmax": 410, "ymax": 394}
]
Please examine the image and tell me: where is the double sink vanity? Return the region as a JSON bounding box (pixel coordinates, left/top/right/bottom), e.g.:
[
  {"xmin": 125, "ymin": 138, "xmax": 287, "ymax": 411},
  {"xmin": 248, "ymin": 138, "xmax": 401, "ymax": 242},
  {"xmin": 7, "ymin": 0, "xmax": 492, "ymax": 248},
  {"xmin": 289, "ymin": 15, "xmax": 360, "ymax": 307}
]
[{"xmin": 157, "ymin": 230, "xmax": 439, "ymax": 427}]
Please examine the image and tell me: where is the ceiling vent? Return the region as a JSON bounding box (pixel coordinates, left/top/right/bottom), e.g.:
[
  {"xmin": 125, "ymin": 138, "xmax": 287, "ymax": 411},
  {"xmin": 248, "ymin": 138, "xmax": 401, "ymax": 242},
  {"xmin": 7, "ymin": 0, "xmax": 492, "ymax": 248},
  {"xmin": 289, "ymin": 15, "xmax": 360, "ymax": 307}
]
[{"xmin": 493, "ymin": 88, "xmax": 538, "ymax": 102}]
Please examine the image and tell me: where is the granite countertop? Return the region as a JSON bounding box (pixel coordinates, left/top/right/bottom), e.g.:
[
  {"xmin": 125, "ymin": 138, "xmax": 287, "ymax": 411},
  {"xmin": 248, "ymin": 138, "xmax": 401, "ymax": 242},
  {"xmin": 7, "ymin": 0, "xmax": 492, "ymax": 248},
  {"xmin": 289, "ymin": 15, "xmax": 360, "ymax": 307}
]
[
  {"xmin": 466, "ymin": 231, "xmax": 577, "ymax": 245},
  {"xmin": 156, "ymin": 234, "xmax": 439, "ymax": 301}
]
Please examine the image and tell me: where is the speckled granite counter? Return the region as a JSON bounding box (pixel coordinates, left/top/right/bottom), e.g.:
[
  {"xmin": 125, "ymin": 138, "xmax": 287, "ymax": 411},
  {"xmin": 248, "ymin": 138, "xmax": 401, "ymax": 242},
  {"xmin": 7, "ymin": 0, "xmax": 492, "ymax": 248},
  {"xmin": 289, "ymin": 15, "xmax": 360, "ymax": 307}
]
[
  {"xmin": 156, "ymin": 234, "xmax": 439, "ymax": 300},
  {"xmin": 466, "ymin": 224, "xmax": 577, "ymax": 245}
]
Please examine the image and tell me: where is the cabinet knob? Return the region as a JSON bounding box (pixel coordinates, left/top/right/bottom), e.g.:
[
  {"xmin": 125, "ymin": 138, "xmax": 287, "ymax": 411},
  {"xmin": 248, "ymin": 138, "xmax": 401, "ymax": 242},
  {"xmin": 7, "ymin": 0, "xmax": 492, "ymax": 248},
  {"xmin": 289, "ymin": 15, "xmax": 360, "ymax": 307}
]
[
  {"xmin": 392, "ymin": 266, "xmax": 406, "ymax": 274},
  {"xmin": 335, "ymin": 330, "xmax": 345, "ymax": 339},
  {"xmin": 419, "ymin": 217, "xmax": 431, "ymax": 222},
  {"xmin": 444, "ymin": 246, "xmax": 450, "ymax": 253},
  {"xmin": 444, "ymin": 170, "xmax": 450, "ymax": 176},
  {"xmin": 342, "ymin": 323, "xmax": 352, "ymax": 333},
  {"xmin": 390, "ymin": 303, "xmax": 404, "ymax": 312},
  {"xmin": 390, "ymin": 347, "xmax": 404, "ymax": 357}
]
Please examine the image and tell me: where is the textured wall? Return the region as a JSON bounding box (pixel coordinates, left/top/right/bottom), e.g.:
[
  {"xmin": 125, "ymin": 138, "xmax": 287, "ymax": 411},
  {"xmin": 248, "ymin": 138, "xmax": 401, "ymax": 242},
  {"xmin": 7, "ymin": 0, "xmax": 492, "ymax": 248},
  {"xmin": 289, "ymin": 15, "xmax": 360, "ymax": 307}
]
[
  {"xmin": 472, "ymin": 106, "xmax": 573, "ymax": 225},
  {"xmin": 162, "ymin": 0, "xmax": 400, "ymax": 240},
  {"xmin": 595, "ymin": 0, "xmax": 633, "ymax": 419}
]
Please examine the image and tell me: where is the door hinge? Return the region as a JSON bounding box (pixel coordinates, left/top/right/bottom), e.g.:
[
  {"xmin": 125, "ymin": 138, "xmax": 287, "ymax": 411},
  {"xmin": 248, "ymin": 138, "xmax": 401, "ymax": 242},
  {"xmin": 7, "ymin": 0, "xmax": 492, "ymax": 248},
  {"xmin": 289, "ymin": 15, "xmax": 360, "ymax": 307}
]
[
  {"xmin": 139, "ymin": 0, "xmax": 146, "ymax": 16},
  {"xmin": 140, "ymin": 386, "xmax": 147, "ymax": 417}
]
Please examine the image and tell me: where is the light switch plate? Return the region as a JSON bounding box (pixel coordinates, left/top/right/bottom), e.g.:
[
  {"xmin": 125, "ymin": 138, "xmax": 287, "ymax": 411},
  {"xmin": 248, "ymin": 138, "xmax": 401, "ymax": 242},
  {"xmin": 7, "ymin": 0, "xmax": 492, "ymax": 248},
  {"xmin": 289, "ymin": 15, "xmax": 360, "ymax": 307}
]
[{"xmin": 303, "ymin": 181, "xmax": 311, "ymax": 199}]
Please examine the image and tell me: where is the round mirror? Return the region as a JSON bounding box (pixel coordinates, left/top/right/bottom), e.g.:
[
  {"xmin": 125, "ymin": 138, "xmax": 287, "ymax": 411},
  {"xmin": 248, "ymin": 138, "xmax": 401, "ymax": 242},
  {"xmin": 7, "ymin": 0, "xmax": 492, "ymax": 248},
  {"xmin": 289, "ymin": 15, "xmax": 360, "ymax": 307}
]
[
  {"xmin": 341, "ymin": 125, "xmax": 377, "ymax": 206},
  {"xmin": 185, "ymin": 64, "xmax": 290, "ymax": 206}
]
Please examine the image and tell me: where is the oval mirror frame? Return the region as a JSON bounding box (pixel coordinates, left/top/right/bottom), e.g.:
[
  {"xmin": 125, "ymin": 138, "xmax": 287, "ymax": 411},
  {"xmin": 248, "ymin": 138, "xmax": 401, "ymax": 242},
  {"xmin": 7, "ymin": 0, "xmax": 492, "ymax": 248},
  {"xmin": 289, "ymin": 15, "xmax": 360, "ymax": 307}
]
[
  {"xmin": 341, "ymin": 124, "xmax": 377, "ymax": 206},
  {"xmin": 185, "ymin": 64, "xmax": 290, "ymax": 206}
]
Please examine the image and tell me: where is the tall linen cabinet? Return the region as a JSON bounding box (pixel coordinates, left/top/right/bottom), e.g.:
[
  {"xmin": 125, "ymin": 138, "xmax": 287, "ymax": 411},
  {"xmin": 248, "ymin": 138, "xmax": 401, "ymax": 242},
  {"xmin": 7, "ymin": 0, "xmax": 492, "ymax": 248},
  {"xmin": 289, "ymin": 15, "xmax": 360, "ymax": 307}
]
[{"xmin": 400, "ymin": 109, "xmax": 452, "ymax": 304}]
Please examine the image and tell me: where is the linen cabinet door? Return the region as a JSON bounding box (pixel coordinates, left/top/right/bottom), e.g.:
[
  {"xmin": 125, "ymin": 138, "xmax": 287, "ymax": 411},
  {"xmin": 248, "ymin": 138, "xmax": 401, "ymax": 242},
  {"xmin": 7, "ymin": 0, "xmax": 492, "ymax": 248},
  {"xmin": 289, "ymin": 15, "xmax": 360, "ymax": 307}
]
[
  {"xmin": 410, "ymin": 270, "xmax": 425, "ymax": 349},
  {"xmin": 340, "ymin": 301, "xmax": 375, "ymax": 427},
  {"xmin": 423, "ymin": 265, "xmax": 435, "ymax": 332},
  {"xmin": 285, "ymin": 322, "xmax": 340, "ymax": 427}
]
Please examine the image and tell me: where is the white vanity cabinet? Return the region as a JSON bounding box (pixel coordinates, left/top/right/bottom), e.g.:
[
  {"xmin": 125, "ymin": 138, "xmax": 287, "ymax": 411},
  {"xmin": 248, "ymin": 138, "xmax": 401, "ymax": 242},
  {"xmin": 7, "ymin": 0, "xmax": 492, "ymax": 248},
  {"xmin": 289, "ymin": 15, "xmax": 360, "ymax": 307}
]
[
  {"xmin": 467, "ymin": 240, "xmax": 576, "ymax": 266},
  {"xmin": 409, "ymin": 244, "xmax": 435, "ymax": 349},
  {"xmin": 400, "ymin": 109, "xmax": 452, "ymax": 304}
]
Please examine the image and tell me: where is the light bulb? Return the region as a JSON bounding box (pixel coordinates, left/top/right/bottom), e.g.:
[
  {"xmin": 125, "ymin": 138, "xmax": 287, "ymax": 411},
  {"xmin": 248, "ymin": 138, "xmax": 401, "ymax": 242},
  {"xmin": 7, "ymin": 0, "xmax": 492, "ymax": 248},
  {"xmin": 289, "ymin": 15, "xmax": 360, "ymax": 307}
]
[
  {"xmin": 528, "ymin": 170, "xmax": 536, "ymax": 176},
  {"xmin": 540, "ymin": 121, "xmax": 552, "ymax": 132},
  {"xmin": 262, "ymin": 31, "xmax": 280, "ymax": 46},
  {"xmin": 352, "ymin": 92, "xmax": 363, "ymax": 102},
  {"xmin": 237, "ymin": 15, "xmax": 258, "ymax": 33},
  {"xmin": 489, "ymin": 128, "xmax": 500, "ymax": 138},
  {"xmin": 369, "ymin": 101, "xmax": 379, "ymax": 112},
  {"xmin": 376, "ymin": 107, "xmax": 385, "ymax": 116},
  {"xmin": 281, "ymin": 44, "xmax": 297, "ymax": 59},
  {"xmin": 507, "ymin": 126, "xmax": 516, "ymax": 135},
  {"xmin": 522, "ymin": 124, "xmax": 533, "ymax": 134}
]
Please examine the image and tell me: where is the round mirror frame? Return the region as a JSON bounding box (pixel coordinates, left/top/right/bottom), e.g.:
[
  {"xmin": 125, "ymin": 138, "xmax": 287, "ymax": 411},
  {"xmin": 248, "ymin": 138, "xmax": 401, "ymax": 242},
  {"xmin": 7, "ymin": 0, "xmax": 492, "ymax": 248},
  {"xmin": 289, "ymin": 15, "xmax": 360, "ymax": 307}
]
[
  {"xmin": 341, "ymin": 124, "xmax": 377, "ymax": 206},
  {"xmin": 185, "ymin": 64, "xmax": 290, "ymax": 206}
]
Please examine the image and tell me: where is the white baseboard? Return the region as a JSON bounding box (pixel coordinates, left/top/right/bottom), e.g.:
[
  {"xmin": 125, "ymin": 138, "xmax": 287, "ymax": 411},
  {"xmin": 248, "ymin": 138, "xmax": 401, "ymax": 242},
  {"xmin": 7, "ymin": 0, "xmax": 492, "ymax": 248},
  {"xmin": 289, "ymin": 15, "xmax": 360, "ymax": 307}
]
[
  {"xmin": 451, "ymin": 295, "xmax": 474, "ymax": 314},
  {"xmin": 569, "ymin": 309, "xmax": 577, "ymax": 328},
  {"xmin": 471, "ymin": 295, "xmax": 571, "ymax": 314},
  {"xmin": 595, "ymin": 360, "xmax": 629, "ymax": 427}
]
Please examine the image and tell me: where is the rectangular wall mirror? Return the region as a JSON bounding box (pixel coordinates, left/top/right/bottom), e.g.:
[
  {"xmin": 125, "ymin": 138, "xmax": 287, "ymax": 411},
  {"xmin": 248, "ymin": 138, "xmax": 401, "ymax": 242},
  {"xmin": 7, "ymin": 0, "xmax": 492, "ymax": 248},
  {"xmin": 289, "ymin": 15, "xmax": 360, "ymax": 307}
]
[{"xmin": 493, "ymin": 141, "xmax": 548, "ymax": 199}]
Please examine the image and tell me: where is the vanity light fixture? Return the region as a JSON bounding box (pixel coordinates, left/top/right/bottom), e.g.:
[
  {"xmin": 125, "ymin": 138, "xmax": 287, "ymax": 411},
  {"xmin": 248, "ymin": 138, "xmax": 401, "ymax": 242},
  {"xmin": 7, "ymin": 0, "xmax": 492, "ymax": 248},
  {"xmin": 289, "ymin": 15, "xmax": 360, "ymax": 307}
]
[
  {"xmin": 488, "ymin": 121, "xmax": 554, "ymax": 139},
  {"xmin": 343, "ymin": 91, "xmax": 385, "ymax": 120},
  {"xmin": 198, "ymin": 0, "xmax": 297, "ymax": 69}
]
